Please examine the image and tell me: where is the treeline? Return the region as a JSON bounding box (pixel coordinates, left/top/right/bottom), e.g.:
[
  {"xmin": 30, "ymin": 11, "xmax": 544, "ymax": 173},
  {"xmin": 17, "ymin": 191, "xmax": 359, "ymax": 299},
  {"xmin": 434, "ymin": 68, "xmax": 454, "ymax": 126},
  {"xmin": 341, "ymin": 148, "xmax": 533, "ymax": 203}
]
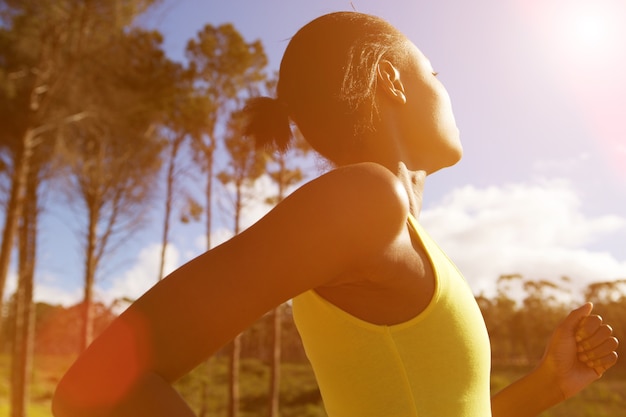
[
  {"xmin": 2, "ymin": 291, "xmax": 624, "ymax": 417},
  {"xmin": 0, "ymin": 301, "xmax": 307, "ymax": 362},
  {"xmin": 1, "ymin": 275, "xmax": 625, "ymax": 416},
  {"xmin": 477, "ymin": 275, "xmax": 626, "ymax": 372},
  {"xmin": 2, "ymin": 275, "xmax": 625, "ymax": 372}
]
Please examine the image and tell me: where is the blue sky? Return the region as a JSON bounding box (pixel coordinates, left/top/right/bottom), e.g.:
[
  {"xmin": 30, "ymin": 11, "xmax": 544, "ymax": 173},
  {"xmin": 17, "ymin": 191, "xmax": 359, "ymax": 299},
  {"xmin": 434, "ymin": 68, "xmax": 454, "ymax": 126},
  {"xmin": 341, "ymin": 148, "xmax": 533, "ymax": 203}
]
[{"xmin": 8, "ymin": 0, "xmax": 625, "ymax": 307}]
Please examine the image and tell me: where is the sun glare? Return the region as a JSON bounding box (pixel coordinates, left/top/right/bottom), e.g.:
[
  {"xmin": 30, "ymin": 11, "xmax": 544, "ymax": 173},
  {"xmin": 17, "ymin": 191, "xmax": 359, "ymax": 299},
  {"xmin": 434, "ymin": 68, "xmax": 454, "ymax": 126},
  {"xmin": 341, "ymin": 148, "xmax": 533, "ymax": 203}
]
[
  {"xmin": 516, "ymin": 0, "xmax": 626, "ymax": 178},
  {"xmin": 556, "ymin": 2, "xmax": 622, "ymax": 66},
  {"xmin": 571, "ymin": 13, "xmax": 609, "ymax": 47}
]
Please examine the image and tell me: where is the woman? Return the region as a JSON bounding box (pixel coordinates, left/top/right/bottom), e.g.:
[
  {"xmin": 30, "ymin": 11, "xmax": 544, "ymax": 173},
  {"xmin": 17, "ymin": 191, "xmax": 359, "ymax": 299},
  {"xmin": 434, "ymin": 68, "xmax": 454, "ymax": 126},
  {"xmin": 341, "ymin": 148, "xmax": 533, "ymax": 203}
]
[{"xmin": 52, "ymin": 12, "xmax": 618, "ymax": 417}]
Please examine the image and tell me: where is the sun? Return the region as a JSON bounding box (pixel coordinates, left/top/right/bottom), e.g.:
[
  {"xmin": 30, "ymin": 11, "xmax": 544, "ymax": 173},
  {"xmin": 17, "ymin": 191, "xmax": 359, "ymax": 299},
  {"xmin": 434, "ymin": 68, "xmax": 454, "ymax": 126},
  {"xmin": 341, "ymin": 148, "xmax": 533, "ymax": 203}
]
[
  {"xmin": 516, "ymin": 0, "xmax": 625, "ymax": 75},
  {"xmin": 515, "ymin": 0, "xmax": 626, "ymax": 178},
  {"xmin": 570, "ymin": 12, "xmax": 610, "ymax": 47},
  {"xmin": 554, "ymin": 1, "xmax": 623, "ymax": 68}
]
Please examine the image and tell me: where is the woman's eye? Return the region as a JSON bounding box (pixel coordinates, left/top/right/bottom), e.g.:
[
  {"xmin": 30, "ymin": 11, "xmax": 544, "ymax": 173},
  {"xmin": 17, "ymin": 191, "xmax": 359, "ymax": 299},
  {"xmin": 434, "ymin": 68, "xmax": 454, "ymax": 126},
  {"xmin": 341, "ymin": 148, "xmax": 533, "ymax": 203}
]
[{"xmin": 432, "ymin": 71, "xmax": 439, "ymax": 77}]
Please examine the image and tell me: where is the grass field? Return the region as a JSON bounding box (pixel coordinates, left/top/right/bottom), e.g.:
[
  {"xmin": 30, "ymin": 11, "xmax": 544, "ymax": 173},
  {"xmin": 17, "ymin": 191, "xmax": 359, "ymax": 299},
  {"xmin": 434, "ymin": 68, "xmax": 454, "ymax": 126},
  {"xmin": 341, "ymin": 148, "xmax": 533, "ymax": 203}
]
[{"xmin": 1, "ymin": 354, "xmax": 624, "ymax": 416}]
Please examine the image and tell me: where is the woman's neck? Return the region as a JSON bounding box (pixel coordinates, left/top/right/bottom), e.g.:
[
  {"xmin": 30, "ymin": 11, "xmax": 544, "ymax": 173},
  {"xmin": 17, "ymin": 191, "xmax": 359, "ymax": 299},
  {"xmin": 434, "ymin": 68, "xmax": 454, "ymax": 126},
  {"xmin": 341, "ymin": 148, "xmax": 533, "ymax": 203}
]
[{"xmin": 395, "ymin": 162, "xmax": 426, "ymax": 218}]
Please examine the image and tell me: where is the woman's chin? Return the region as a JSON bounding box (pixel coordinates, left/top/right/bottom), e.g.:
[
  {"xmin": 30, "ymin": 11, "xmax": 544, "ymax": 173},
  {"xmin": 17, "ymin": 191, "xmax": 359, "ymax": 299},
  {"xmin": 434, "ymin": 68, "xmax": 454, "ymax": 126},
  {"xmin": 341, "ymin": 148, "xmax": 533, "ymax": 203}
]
[{"xmin": 427, "ymin": 146, "xmax": 463, "ymax": 175}]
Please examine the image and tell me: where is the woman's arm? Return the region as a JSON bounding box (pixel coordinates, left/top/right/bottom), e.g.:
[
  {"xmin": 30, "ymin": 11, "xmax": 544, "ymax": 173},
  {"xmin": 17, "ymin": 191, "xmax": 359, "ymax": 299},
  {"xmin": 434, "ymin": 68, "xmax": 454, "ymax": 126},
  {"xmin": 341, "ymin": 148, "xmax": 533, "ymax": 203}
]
[
  {"xmin": 52, "ymin": 162, "xmax": 409, "ymax": 417},
  {"xmin": 491, "ymin": 303, "xmax": 619, "ymax": 417},
  {"xmin": 53, "ymin": 372, "xmax": 196, "ymax": 417}
]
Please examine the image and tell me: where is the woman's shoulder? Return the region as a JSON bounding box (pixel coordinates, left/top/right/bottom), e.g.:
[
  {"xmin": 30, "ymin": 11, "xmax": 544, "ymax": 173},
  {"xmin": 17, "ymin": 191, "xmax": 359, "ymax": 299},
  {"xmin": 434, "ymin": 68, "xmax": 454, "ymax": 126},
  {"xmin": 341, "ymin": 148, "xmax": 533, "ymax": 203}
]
[
  {"xmin": 213, "ymin": 161, "xmax": 410, "ymax": 295},
  {"xmin": 305, "ymin": 162, "xmax": 407, "ymax": 203},
  {"xmin": 271, "ymin": 161, "xmax": 409, "ymax": 244},
  {"xmin": 297, "ymin": 161, "xmax": 406, "ymax": 212}
]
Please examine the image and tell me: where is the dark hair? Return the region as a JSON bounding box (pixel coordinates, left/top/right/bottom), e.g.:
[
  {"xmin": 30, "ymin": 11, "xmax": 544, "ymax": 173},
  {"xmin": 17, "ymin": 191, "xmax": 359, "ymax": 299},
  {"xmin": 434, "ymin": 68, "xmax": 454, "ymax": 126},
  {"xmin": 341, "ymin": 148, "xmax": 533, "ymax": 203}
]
[{"xmin": 244, "ymin": 12, "xmax": 409, "ymax": 164}]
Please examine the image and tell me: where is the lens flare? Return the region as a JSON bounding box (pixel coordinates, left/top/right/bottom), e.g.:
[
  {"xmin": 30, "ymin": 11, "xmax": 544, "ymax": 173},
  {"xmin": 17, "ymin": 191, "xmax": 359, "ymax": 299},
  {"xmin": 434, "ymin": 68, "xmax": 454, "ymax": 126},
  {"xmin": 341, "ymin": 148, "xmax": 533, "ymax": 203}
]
[{"xmin": 515, "ymin": 0, "xmax": 626, "ymax": 177}]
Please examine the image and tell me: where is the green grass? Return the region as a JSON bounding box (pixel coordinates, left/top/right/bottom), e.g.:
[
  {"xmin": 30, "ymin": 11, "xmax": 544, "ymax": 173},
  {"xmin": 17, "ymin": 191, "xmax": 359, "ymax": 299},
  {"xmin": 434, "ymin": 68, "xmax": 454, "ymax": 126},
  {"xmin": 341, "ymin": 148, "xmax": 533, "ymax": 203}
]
[
  {"xmin": 0, "ymin": 354, "xmax": 326, "ymax": 417},
  {"xmin": 0, "ymin": 402, "xmax": 53, "ymax": 417},
  {"xmin": 1, "ymin": 354, "xmax": 624, "ymax": 417}
]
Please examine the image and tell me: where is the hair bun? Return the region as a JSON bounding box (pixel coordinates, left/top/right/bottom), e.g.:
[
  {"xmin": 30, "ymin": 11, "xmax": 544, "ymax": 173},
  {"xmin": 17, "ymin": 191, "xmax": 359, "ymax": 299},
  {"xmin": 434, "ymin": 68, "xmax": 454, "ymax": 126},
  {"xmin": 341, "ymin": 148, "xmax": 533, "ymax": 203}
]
[{"xmin": 243, "ymin": 97, "xmax": 292, "ymax": 152}]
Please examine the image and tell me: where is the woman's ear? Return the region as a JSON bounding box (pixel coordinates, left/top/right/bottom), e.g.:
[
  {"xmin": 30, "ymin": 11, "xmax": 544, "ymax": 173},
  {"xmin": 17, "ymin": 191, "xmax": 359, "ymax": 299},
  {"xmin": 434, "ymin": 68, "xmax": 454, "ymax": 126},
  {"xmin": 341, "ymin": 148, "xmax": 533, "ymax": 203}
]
[{"xmin": 377, "ymin": 60, "xmax": 407, "ymax": 104}]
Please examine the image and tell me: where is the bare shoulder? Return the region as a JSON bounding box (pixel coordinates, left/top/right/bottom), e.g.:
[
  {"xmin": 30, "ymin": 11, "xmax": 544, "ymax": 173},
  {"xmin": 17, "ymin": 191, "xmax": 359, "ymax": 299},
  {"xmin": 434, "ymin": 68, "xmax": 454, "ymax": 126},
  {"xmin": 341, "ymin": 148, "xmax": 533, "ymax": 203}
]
[
  {"xmin": 312, "ymin": 161, "xmax": 408, "ymax": 201},
  {"xmin": 282, "ymin": 161, "xmax": 409, "ymax": 231},
  {"xmin": 253, "ymin": 161, "xmax": 409, "ymax": 257}
]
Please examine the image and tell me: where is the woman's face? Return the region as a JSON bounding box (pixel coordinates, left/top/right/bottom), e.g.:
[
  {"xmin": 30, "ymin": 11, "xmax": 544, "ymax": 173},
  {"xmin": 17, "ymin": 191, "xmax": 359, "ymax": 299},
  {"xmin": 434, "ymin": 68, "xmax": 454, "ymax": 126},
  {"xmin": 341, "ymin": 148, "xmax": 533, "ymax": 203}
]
[{"xmin": 399, "ymin": 42, "xmax": 463, "ymax": 173}]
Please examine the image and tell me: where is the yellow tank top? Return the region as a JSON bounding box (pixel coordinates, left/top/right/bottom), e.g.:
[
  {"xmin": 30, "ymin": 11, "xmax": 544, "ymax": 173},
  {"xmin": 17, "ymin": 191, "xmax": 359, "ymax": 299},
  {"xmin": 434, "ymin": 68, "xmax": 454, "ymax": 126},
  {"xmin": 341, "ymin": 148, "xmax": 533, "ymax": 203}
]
[{"xmin": 292, "ymin": 215, "xmax": 492, "ymax": 417}]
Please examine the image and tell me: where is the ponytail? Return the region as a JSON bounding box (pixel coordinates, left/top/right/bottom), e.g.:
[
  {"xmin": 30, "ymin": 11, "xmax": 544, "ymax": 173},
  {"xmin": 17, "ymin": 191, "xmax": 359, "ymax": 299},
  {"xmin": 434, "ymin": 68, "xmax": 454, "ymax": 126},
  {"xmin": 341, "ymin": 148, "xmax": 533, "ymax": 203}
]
[{"xmin": 243, "ymin": 97, "xmax": 293, "ymax": 152}]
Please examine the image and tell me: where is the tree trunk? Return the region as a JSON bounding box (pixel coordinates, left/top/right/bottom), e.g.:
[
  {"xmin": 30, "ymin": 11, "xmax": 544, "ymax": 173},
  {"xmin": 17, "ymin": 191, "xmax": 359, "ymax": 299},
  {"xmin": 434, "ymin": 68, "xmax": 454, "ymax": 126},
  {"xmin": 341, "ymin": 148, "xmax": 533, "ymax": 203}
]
[
  {"xmin": 198, "ymin": 358, "xmax": 212, "ymax": 417},
  {"xmin": 268, "ymin": 162, "xmax": 287, "ymax": 417},
  {"xmin": 228, "ymin": 334, "xmax": 242, "ymax": 417},
  {"xmin": 158, "ymin": 135, "xmax": 183, "ymax": 281},
  {"xmin": 10, "ymin": 166, "xmax": 38, "ymax": 417},
  {"xmin": 81, "ymin": 201, "xmax": 99, "ymax": 352},
  {"xmin": 0, "ymin": 129, "xmax": 36, "ymax": 335},
  {"xmin": 268, "ymin": 305, "xmax": 282, "ymax": 417},
  {"xmin": 204, "ymin": 143, "xmax": 215, "ymax": 251},
  {"xmin": 227, "ymin": 184, "xmax": 244, "ymax": 417},
  {"xmin": 199, "ymin": 142, "xmax": 215, "ymax": 415}
]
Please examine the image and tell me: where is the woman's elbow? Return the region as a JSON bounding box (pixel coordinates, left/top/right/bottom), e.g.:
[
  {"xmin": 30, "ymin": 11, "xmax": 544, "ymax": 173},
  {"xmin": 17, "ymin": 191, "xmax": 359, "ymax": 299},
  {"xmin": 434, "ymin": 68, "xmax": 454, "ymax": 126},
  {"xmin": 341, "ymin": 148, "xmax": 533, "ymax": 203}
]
[
  {"xmin": 51, "ymin": 386, "xmax": 67, "ymax": 417},
  {"xmin": 52, "ymin": 376, "xmax": 94, "ymax": 417},
  {"xmin": 51, "ymin": 364, "xmax": 134, "ymax": 417},
  {"xmin": 51, "ymin": 388, "xmax": 75, "ymax": 417},
  {"xmin": 52, "ymin": 370, "xmax": 196, "ymax": 417}
]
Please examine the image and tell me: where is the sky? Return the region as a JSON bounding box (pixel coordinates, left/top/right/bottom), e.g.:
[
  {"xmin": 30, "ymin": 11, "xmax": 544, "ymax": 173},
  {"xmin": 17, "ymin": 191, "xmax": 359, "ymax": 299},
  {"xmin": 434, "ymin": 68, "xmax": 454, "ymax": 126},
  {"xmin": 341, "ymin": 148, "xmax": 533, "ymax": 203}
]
[{"xmin": 5, "ymin": 0, "xmax": 626, "ymax": 308}]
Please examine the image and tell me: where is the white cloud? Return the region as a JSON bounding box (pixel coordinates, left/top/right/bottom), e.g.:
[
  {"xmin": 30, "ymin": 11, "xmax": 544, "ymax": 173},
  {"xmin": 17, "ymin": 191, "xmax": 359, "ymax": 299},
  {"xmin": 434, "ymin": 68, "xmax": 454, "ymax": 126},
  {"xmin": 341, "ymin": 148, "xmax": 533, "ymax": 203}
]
[
  {"xmin": 241, "ymin": 174, "xmax": 278, "ymax": 229},
  {"xmin": 4, "ymin": 269, "xmax": 82, "ymax": 307},
  {"xmin": 421, "ymin": 179, "xmax": 626, "ymax": 297},
  {"xmin": 34, "ymin": 284, "xmax": 82, "ymax": 307},
  {"xmin": 95, "ymin": 242, "xmax": 180, "ymax": 310},
  {"xmin": 531, "ymin": 153, "xmax": 591, "ymax": 176},
  {"xmin": 207, "ymin": 227, "xmax": 234, "ymax": 249}
]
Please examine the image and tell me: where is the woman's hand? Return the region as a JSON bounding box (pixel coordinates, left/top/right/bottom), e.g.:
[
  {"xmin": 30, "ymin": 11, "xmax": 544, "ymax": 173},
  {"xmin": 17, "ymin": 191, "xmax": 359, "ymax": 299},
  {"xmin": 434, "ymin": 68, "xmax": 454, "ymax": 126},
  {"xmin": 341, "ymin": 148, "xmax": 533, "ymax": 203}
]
[
  {"xmin": 540, "ymin": 302, "xmax": 619, "ymax": 400},
  {"xmin": 491, "ymin": 303, "xmax": 619, "ymax": 417}
]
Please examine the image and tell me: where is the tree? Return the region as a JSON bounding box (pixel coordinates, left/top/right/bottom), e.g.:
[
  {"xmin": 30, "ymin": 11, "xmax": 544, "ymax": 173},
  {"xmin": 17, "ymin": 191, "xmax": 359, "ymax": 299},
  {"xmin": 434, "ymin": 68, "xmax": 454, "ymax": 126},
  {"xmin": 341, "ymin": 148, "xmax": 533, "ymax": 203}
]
[
  {"xmin": 156, "ymin": 72, "xmax": 214, "ymax": 281},
  {"xmin": 217, "ymin": 108, "xmax": 269, "ymax": 417},
  {"xmin": 492, "ymin": 274, "xmax": 523, "ymax": 364},
  {"xmin": 263, "ymin": 116, "xmax": 311, "ymax": 417},
  {"xmin": 60, "ymin": 130, "xmax": 163, "ymax": 352},
  {"xmin": 0, "ymin": 0, "xmax": 159, "ymax": 347},
  {"xmin": 55, "ymin": 27, "xmax": 176, "ymax": 352},
  {"xmin": 1, "ymin": 3, "xmax": 154, "ymax": 412},
  {"xmin": 184, "ymin": 26, "xmax": 267, "ymax": 417},
  {"xmin": 217, "ymin": 109, "xmax": 268, "ymax": 236},
  {"xmin": 9, "ymin": 152, "xmax": 40, "ymax": 417},
  {"xmin": 0, "ymin": 0, "xmax": 64, "ymax": 333},
  {"xmin": 185, "ymin": 23, "xmax": 267, "ymax": 252},
  {"xmin": 0, "ymin": 0, "xmax": 157, "ymax": 331}
]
